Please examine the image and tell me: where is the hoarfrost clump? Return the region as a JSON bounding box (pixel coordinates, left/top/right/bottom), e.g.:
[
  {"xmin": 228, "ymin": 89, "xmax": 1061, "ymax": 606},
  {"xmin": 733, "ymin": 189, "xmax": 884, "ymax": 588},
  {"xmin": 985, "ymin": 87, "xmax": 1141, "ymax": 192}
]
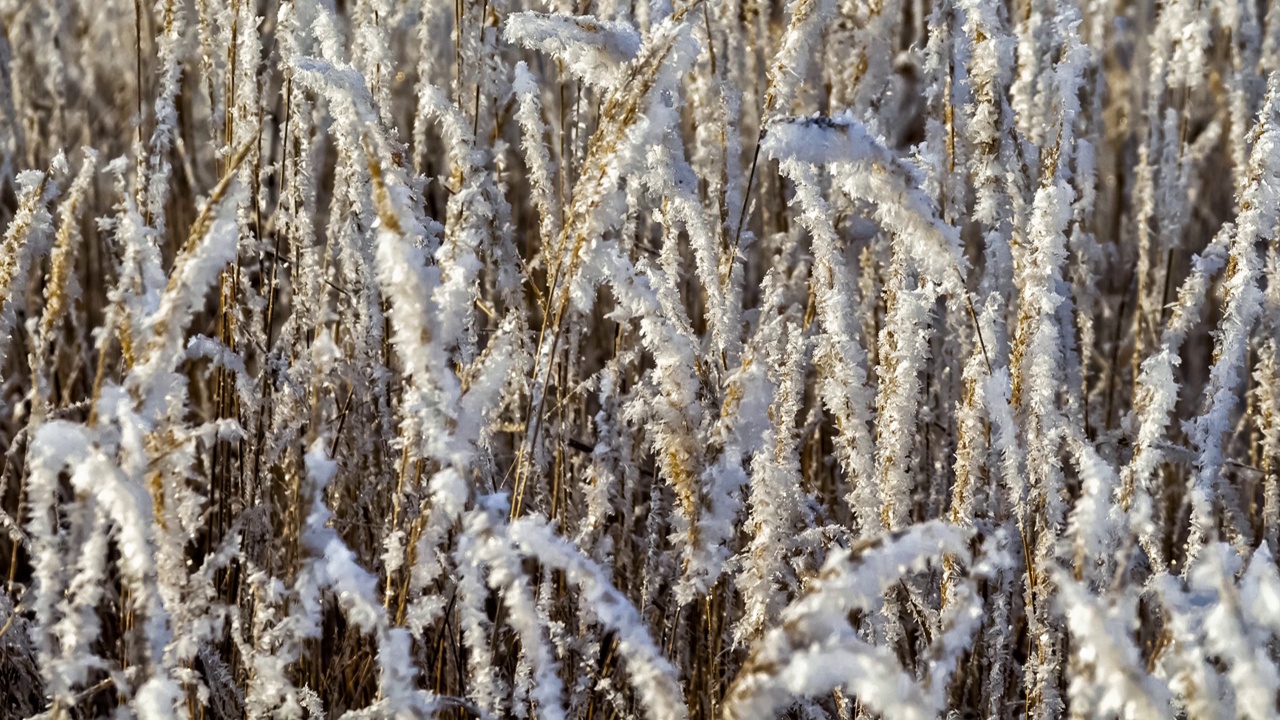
[{"xmin": 6, "ymin": 0, "xmax": 1280, "ymax": 718}]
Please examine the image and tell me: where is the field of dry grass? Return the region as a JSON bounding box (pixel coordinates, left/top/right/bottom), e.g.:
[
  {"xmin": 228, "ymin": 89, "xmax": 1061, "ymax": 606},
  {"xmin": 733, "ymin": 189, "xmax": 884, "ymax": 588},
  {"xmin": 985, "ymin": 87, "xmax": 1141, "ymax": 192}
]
[{"xmin": 3, "ymin": 0, "xmax": 1280, "ymax": 718}]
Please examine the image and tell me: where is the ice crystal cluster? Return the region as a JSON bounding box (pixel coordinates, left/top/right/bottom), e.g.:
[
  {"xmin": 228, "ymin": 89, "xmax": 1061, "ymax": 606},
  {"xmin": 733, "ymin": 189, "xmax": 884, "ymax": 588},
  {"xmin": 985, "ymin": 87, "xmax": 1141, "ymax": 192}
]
[{"xmin": 3, "ymin": 0, "xmax": 1280, "ymax": 717}]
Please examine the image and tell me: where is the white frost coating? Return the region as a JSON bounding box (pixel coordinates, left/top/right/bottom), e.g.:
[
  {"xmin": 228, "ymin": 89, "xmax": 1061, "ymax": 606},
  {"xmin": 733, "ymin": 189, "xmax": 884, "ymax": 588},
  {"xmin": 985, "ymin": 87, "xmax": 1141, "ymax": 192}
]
[
  {"xmin": 504, "ymin": 12, "xmax": 641, "ymax": 89},
  {"xmin": 1189, "ymin": 544, "xmax": 1280, "ymax": 719},
  {"xmin": 1124, "ymin": 227, "xmax": 1232, "ymax": 570},
  {"xmin": 296, "ymin": 440, "xmax": 438, "ymax": 716},
  {"xmin": 0, "ymin": 169, "xmax": 56, "ymax": 374},
  {"xmin": 512, "ymin": 61, "xmax": 562, "ymax": 246},
  {"xmin": 470, "ymin": 505, "xmax": 568, "ymax": 720},
  {"xmin": 1057, "ymin": 575, "xmax": 1173, "ymax": 720},
  {"xmin": 1187, "ymin": 74, "xmax": 1280, "ymax": 559},
  {"xmin": 722, "ymin": 522, "xmax": 972, "ymax": 720},
  {"xmin": 762, "ymin": 114, "xmax": 968, "ymax": 294},
  {"xmin": 133, "ymin": 677, "xmax": 183, "ymax": 720},
  {"xmin": 1066, "ymin": 436, "xmax": 1123, "ymax": 585},
  {"xmin": 776, "ymin": 159, "xmax": 879, "ymax": 535},
  {"xmin": 28, "ymin": 421, "xmax": 173, "ymax": 694},
  {"xmin": 508, "ymin": 517, "xmax": 688, "ymax": 720},
  {"xmin": 131, "ymin": 180, "xmax": 245, "ymax": 417},
  {"xmin": 300, "ymin": 441, "xmax": 381, "ymax": 633}
]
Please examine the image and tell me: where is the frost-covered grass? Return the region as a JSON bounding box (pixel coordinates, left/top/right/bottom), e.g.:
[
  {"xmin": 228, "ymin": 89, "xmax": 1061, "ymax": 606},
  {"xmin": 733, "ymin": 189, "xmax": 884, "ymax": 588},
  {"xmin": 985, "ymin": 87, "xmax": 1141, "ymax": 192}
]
[{"xmin": 2, "ymin": 0, "xmax": 1280, "ymax": 717}]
